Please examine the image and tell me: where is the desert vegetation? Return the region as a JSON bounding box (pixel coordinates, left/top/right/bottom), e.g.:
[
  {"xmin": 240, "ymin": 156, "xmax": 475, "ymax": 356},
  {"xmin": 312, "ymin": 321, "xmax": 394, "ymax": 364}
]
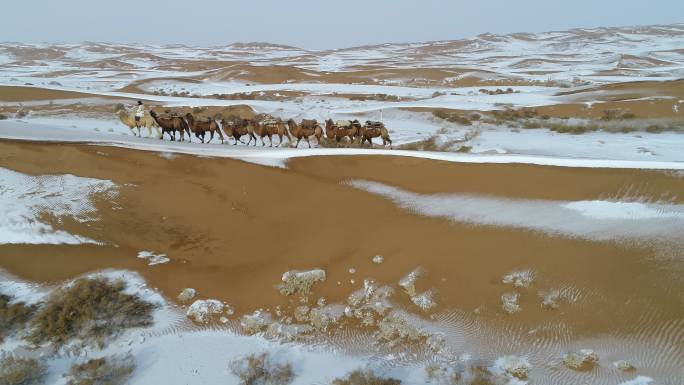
[
  {"xmin": 479, "ymin": 107, "xmax": 684, "ymax": 134},
  {"xmin": 0, "ymin": 354, "xmax": 46, "ymax": 385},
  {"xmin": 0, "ymin": 294, "xmax": 36, "ymax": 343},
  {"xmin": 65, "ymin": 356, "xmax": 135, "ymax": 385},
  {"xmin": 331, "ymin": 370, "xmax": 401, "ymax": 385},
  {"xmin": 229, "ymin": 352, "xmax": 295, "ymax": 385},
  {"xmin": 27, "ymin": 277, "xmax": 155, "ymax": 348}
]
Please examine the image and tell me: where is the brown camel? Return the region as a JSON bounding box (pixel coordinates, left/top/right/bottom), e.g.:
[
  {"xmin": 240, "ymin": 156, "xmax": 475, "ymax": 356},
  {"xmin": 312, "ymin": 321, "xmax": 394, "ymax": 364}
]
[
  {"xmin": 251, "ymin": 118, "xmax": 273, "ymax": 147},
  {"xmin": 117, "ymin": 106, "xmax": 160, "ymax": 138},
  {"xmin": 324, "ymin": 119, "xmax": 336, "ymax": 142},
  {"xmin": 185, "ymin": 113, "xmax": 225, "ymax": 144},
  {"xmin": 220, "ymin": 117, "xmax": 257, "ymax": 145},
  {"xmin": 360, "ymin": 121, "xmax": 392, "ymax": 148},
  {"xmin": 286, "ymin": 119, "xmax": 321, "ymax": 148},
  {"xmin": 326, "ymin": 119, "xmax": 360, "ymax": 144},
  {"xmin": 265, "ymin": 118, "xmax": 292, "ymax": 147},
  {"xmin": 149, "ymin": 110, "xmax": 190, "ymax": 141}
]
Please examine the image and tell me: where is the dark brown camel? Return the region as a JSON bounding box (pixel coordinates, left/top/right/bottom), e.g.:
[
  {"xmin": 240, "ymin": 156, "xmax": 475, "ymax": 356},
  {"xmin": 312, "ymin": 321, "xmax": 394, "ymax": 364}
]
[
  {"xmin": 150, "ymin": 110, "xmax": 191, "ymax": 141},
  {"xmin": 185, "ymin": 113, "xmax": 225, "ymax": 144},
  {"xmin": 220, "ymin": 117, "xmax": 257, "ymax": 145},
  {"xmin": 360, "ymin": 121, "xmax": 392, "ymax": 148}
]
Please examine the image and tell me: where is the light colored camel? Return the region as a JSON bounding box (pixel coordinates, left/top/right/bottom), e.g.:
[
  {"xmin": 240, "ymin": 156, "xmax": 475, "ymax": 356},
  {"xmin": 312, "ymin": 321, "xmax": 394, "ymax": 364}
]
[{"xmin": 117, "ymin": 106, "xmax": 160, "ymax": 138}]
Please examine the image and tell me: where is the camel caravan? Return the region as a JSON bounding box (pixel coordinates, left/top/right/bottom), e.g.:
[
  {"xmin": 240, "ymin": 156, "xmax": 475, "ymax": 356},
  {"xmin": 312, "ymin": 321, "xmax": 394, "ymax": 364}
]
[{"xmin": 117, "ymin": 104, "xmax": 392, "ymax": 148}]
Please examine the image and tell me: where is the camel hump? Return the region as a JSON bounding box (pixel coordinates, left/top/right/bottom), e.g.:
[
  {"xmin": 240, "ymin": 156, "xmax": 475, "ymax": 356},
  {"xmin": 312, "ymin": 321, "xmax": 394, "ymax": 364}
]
[
  {"xmin": 335, "ymin": 120, "xmax": 351, "ymax": 127},
  {"xmin": 301, "ymin": 119, "xmax": 318, "ymax": 128}
]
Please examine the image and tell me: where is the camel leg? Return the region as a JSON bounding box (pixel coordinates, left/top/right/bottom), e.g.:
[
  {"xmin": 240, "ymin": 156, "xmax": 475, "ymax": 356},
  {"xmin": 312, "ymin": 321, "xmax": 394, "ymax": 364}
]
[
  {"xmin": 306, "ymin": 137, "xmax": 311, "ymax": 148},
  {"xmin": 295, "ymin": 138, "xmax": 300, "ymax": 148},
  {"xmin": 208, "ymin": 130, "xmax": 214, "ymax": 144}
]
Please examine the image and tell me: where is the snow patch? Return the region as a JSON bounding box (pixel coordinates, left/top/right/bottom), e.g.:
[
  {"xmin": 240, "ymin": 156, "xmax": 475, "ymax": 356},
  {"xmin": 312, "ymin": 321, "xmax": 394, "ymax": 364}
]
[{"xmin": 0, "ymin": 166, "xmax": 116, "ymax": 245}]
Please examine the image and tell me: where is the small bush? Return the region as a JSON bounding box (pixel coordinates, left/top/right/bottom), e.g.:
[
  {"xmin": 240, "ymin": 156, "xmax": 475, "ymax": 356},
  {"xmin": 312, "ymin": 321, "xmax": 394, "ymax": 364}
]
[
  {"xmin": 0, "ymin": 294, "xmax": 36, "ymax": 342},
  {"xmin": 332, "ymin": 370, "xmax": 401, "ymax": 385},
  {"xmin": 0, "ymin": 353, "xmax": 46, "ymax": 385},
  {"xmin": 0, "ymin": 114, "xmax": 8, "ymax": 120},
  {"xmin": 28, "ymin": 277, "xmax": 155, "ymax": 348},
  {"xmin": 15, "ymin": 109, "xmax": 28, "ymax": 119},
  {"xmin": 66, "ymin": 356, "xmax": 135, "ymax": 385},
  {"xmin": 230, "ymin": 352, "xmax": 294, "ymax": 385},
  {"xmin": 602, "ymin": 108, "xmax": 636, "ymax": 120}
]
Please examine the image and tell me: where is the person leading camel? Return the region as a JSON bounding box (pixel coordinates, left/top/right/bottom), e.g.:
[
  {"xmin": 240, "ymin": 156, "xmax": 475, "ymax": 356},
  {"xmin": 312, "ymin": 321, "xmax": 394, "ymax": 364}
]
[{"xmin": 134, "ymin": 100, "xmax": 145, "ymax": 136}]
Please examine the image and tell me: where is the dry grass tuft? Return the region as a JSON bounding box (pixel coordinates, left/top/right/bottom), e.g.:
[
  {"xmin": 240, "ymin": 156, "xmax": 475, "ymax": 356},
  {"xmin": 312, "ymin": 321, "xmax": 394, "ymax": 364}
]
[
  {"xmin": 332, "ymin": 370, "xmax": 401, "ymax": 385},
  {"xmin": 0, "ymin": 294, "xmax": 36, "ymax": 343},
  {"xmin": 66, "ymin": 356, "xmax": 135, "ymax": 385},
  {"xmin": 0, "ymin": 353, "xmax": 46, "ymax": 385},
  {"xmin": 229, "ymin": 352, "xmax": 294, "ymax": 385},
  {"xmin": 28, "ymin": 277, "xmax": 155, "ymax": 348}
]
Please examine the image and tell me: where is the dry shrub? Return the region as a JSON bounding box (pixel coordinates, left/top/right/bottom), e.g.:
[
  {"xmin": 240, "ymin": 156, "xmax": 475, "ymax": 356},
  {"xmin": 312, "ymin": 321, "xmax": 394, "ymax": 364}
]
[
  {"xmin": 602, "ymin": 108, "xmax": 636, "ymax": 120},
  {"xmin": 28, "ymin": 277, "xmax": 155, "ymax": 348},
  {"xmin": 66, "ymin": 356, "xmax": 135, "ymax": 385},
  {"xmin": 15, "ymin": 109, "xmax": 28, "ymax": 119},
  {"xmin": 332, "ymin": 370, "xmax": 401, "ymax": 385},
  {"xmin": 229, "ymin": 352, "xmax": 294, "ymax": 385},
  {"xmin": 0, "ymin": 113, "xmax": 8, "ymax": 120},
  {"xmin": 0, "ymin": 294, "xmax": 36, "ymax": 342},
  {"xmin": 350, "ymin": 94, "xmax": 401, "ymax": 102},
  {"xmin": 0, "ymin": 353, "xmax": 46, "ymax": 385},
  {"xmin": 432, "ymin": 110, "xmax": 472, "ymax": 125}
]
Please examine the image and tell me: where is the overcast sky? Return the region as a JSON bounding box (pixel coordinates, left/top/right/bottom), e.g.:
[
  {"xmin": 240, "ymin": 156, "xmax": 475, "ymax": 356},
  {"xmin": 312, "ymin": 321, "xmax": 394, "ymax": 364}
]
[{"xmin": 3, "ymin": 0, "xmax": 682, "ymax": 49}]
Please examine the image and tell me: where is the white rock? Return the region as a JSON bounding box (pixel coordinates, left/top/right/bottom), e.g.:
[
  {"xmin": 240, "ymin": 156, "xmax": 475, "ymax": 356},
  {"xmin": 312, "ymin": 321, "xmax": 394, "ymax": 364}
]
[{"xmin": 372, "ymin": 255, "xmax": 384, "ymax": 264}]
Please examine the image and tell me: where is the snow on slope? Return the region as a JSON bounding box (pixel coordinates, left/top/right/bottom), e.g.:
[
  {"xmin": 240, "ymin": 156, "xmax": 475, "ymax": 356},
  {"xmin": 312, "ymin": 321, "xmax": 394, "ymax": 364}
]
[{"xmin": 0, "ymin": 166, "xmax": 116, "ymax": 244}]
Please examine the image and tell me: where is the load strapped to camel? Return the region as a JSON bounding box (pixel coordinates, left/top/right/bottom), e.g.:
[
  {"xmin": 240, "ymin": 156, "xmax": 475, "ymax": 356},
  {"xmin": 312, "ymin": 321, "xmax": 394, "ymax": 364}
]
[
  {"xmin": 365, "ymin": 120, "xmax": 385, "ymax": 129},
  {"xmin": 301, "ymin": 119, "xmax": 318, "ymax": 129},
  {"xmin": 335, "ymin": 120, "xmax": 351, "ymax": 128},
  {"xmin": 260, "ymin": 117, "xmax": 279, "ymax": 127}
]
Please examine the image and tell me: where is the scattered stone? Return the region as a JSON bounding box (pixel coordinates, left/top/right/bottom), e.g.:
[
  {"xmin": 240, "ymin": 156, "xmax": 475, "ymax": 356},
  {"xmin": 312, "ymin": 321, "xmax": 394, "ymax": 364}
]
[
  {"xmin": 502, "ymin": 270, "xmax": 534, "ymax": 288},
  {"xmin": 348, "ymin": 268, "xmax": 356, "ymax": 274},
  {"xmin": 372, "ymin": 255, "xmax": 384, "ymax": 264},
  {"xmin": 278, "ymin": 269, "xmax": 326, "ymax": 297},
  {"xmin": 501, "ymin": 292, "xmax": 521, "ymax": 314},
  {"xmin": 177, "ymin": 288, "xmax": 197, "ymax": 303},
  {"xmin": 186, "ymin": 299, "xmax": 225, "ymax": 323},
  {"xmin": 613, "ymin": 360, "xmax": 636, "ymax": 371},
  {"xmin": 563, "ymin": 349, "xmax": 599, "ymax": 371}
]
